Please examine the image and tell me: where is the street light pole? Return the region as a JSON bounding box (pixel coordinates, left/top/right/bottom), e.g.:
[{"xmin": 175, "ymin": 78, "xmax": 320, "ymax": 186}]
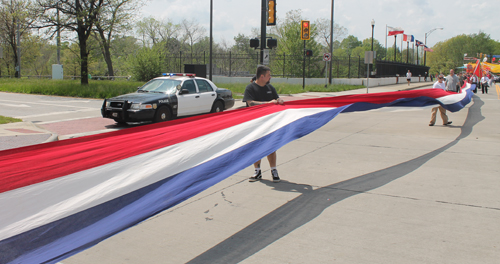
[
  {"xmin": 209, "ymin": 0, "xmax": 213, "ymax": 80},
  {"xmin": 424, "ymin": 27, "xmax": 443, "ymax": 66},
  {"xmin": 328, "ymin": 0, "xmax": 334, "ymax": 84},
  {"xmin": 371, "ymin": 19, "xmax": 375, "ymax": 52},
  {"xmin": 370, "ymin": 19, "xmax": 375, "ymax": 77}
]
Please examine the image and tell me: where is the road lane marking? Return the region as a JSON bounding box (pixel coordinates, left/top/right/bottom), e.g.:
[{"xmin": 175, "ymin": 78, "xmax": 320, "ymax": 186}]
[
  {"xmin": 0, "ymin": 103, "xmax": 30, "ymax": 107},
  {"xmin": 14, "ymin": 108, "xmax": 98, "ymax": 119},
  {"xmin": 0, "ymin": 99, "xmax": 100, "ymax": 109}
]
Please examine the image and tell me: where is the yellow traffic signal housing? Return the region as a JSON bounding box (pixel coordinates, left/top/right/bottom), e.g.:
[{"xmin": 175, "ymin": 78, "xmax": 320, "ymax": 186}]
[
  {"xmin": 267, "ymin": 0, "xmax": 276, "ymax": 26},
  {"xmin": 301, "ymin": 20, "xmax": 310, "ymax": 40}
]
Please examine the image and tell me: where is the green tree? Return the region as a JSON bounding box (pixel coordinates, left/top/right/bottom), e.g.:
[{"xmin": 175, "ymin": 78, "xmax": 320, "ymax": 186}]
[
  {"xmin": 427, "ymin": 31, "xmax": 497, "ymax": 75},
  {"xmin": 93, "ymin": 0, "xmax": 140, "ymax": 77},
  {"xmin": 0, "ymin": 0, "xmax": 37, "ymax": 77},
  {"xmin": 128, "ymin": 44, "xmax": 165, "ymax": 81},
  {"xmin": 37, "ymin": 0, "xmax": 107, "ymax": 85},
  {"xmin": 268, "ymin": 9, "xmax": 323, "ymax": 77}
]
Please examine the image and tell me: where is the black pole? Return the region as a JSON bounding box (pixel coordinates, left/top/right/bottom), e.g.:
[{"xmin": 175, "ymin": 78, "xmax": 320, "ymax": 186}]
[
  {"xmin": 416, "ymin": 46, "xmax": 419, "ymax": 65},
  {"xmin": 303, "ymin": 40, "xmax": 305, "ymax": 89},
  {"xmin": 329, "ymin": 0, "xmax": 334, "ymax": 84},
  {"xmin": 283, "ymin": 52, "xmax": 285, "ymax": 78},
  {"xmin": 370, "ymin": 23, "xmax": 374, "ymax": 76},
  {"xmin": 209, "ymin": 0, "xmax": 213, "ymax": 80},
  {"xmin": 260, "ymin": 0, "xmax": 266, "ymax": 64},
  {"xmin": 371, "ymin": 25, "xmax": 374, "ymax": 51}
]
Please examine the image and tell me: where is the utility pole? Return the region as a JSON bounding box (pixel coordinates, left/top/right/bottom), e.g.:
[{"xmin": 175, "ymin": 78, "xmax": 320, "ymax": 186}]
[
  {"xmin": 209, "ymin": 0, "xmax": 213, "ymax": 80},
  {"xmin": 16, "ymin": 19, "xmax": 21, "ymax": 78},
  {"xmin": 328, "ymin": 0, "xmax": 334, "ymax": 84},
  {"xmin": 57, "ymin": 3, "xmax": 61, "ymax": 64}
]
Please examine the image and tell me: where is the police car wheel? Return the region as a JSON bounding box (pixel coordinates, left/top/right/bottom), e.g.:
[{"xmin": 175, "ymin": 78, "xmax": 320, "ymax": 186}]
[
  {"xmin": 154, "ymin": 106, "xmax": 171, "ymax": 123},
  {"xmin": 211, "ymin": 101, "xmax": 224, "ymax": 113}
]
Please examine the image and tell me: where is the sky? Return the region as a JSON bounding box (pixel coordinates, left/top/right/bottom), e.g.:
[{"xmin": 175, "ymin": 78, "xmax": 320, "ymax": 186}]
[{"xmin": 140, "ymin": 0, "xmax": 500, "ymax": 50}]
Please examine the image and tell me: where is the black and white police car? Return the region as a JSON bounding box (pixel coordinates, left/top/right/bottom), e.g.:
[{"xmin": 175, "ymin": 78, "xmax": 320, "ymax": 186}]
[{"xmin": 102, "ymin": 73, "xmax": 234, "ymax": 124}]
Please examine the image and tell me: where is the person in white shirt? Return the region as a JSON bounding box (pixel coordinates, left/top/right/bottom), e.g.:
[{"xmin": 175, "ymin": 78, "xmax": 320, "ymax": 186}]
[
  {"xmin": 406, "ymin": 70, "xmax": 412, "ymax": 86},
  {"xmin": 480, "ymin": 75, "xmax": 489, "ymax": 94},
  {"xmin": 470, "ymin": 74, "xmax": 478, "ymax": 93},
  {"xmin": 429, "ymin": 75, "xmax": 452, "ymax": 126}
]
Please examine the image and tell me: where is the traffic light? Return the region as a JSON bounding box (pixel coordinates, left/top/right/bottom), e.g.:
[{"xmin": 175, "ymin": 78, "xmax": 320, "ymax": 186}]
[
  {"xmin": 267, "ymin": 38, "xmax": 277, "ymax": 49},
  {"xmin": 301, "ymin": 20, "xmax": 310, "ymax": 40},
  {"xmin": 305, "ymin": 49, "xmax": 313, "ymax": 57},
  {"xmin": 267, "ymin": 0, "xmax": 276, "ymax": 26},
  {"xmin": 250, "ymin": 38, "xmax": 259, "ymax": 48}
]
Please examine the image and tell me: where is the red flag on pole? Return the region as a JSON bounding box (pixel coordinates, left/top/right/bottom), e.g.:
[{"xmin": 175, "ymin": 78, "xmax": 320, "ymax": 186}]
[{"xmin": 473, "ymin": 59, "xmax": 482, "ymax": 79}]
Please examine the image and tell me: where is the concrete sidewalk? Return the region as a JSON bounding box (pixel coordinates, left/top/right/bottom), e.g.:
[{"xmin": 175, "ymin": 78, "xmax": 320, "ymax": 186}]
[{"xmin": 0, "ymin": 81, "xmax": 433, "ymax": 151}]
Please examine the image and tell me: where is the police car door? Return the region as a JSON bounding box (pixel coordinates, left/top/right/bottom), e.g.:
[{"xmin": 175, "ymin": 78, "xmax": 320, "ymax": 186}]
[
  {"xmin": 194, "ymin": 79, "xmax": 217, "ymax": 113},
  {"xmin": 176, "ymin": 79, "xmax": 198, "ymax": 116}
]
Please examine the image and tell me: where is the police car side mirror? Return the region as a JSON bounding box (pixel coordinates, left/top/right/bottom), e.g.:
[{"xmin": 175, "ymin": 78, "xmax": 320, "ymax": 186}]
[
  {"xmin": 136, "ymin": 87, "xmax": 141, "ymax": 90},
  {"xmin": 179, "ymin": 89, "xmax": 190, "ymax": 95}
]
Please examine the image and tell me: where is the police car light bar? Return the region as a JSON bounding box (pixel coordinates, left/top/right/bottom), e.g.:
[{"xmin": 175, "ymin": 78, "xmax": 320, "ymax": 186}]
[{"xmin": 162, "ymin": 73, "xmax": 196, "ymax": 77}]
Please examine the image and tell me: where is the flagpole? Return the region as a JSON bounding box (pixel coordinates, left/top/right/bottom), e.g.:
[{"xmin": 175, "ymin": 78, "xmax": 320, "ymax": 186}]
[
  {"xmin": 407, "ymin": 41, "xmax": 409, "ymax": 63},
  {"xmin": 385, "ymin": 25, "xmax": 387, "ymax": 61},
  {"xmin": 394, "ymin": 35, "xmax": 396, "ymax": 61},
  {"xmin": 400, "ymin": 35, "xmax": 403, "ymax": 63}
]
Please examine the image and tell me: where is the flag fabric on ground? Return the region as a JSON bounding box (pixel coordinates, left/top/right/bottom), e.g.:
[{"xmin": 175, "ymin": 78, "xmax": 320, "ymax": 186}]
[
  {"xmin": 387, "ymin": 26, "xmax": 404, "ymax": 36},
  {"xmin": 0, "ymin": 86, "xmax": 474, "ymax": 264}
]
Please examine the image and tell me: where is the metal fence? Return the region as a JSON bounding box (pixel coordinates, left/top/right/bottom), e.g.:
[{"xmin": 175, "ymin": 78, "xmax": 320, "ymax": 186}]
[{"xmin": 165, "ymin": 51, "xmax": 368, "ymax": 79}]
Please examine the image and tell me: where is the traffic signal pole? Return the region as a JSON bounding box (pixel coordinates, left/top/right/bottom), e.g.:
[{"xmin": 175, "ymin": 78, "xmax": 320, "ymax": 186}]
[
  {"xmin": 303, "ymin": 40, "xmax": 306, "ymax": 89},
  {"xmin": 260, "ymin": 0, "xmax": 266, "ymax": 64}
]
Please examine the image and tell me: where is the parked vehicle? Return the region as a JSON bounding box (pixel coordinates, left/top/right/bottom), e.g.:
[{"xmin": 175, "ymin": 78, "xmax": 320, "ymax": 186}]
[{"xmin": 102, "ymin": 73, "xmax": 234, "ymax": 123}]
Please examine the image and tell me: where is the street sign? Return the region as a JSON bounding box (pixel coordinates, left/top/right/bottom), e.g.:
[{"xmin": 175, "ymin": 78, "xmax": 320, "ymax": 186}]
[
  {"xmin": 263, "ymin": 49, "xmax": 270, "ymax": 65},
  {"xmin": 323, "ymin": 53, "xmax": 331, "ymax": 62},
  {"xmin": 364, "ymin": 51, "xmax": 375, "ymax": 64}
]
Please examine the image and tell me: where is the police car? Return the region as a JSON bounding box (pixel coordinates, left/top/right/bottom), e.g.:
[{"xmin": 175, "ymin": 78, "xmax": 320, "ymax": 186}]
[{"xmin": 101, "ymin": 73, "xmax": 234, "ymax": 123}]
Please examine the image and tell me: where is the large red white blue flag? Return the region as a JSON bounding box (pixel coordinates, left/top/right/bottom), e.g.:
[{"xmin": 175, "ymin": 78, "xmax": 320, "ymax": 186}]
[{"xmin": 0, "ymin": 85, "xmax": 473, "ymax": 264}]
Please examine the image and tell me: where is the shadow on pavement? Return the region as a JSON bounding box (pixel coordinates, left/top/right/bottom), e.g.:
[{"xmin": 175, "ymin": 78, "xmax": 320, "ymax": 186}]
[{"xmin": 186, "ymin": 96, "xmax": 484, "ymax": 264}]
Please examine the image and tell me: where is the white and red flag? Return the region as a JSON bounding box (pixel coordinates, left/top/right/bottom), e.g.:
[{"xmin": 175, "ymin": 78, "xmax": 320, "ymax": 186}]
[{"xmin": 387, "ymin": 26, "xmax": 404, "ymax": 36}]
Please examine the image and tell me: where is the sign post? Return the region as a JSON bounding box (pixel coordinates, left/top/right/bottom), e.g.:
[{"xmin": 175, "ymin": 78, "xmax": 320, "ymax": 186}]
[
  {"xmin": 323, "ymin": 53, "xmax": 331, "ymax": 87},
  {"xmin": 364, "ymin": 51, "xmax": 375, "ymax": 93}
]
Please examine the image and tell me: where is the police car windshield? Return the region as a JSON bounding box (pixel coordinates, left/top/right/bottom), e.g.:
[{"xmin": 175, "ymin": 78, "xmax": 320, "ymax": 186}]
[{"xmin": 140, "ymin": 79, "xmax": 181, "ymax": 94}]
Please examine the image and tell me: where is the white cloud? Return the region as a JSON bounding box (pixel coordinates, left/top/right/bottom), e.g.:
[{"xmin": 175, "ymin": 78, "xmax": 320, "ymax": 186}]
[{"xmin": 141, "ymin": 0, "xmax": 500, "ymax": 48}]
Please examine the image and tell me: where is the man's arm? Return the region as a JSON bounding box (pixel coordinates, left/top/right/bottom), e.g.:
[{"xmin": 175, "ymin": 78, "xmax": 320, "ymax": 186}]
[{"xmin": 246, "ymin": 98, "xmax": 284, "ymax": 106}]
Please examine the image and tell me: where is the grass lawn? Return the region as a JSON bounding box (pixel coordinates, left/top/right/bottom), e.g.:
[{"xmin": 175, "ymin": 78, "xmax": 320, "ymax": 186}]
[
  {"xmin": 0, "ymin": 115, "xmax": 22, "ymax": 124},
  {"xmin": 0, "ymin": 78, "xmax": 365, "ymax": 100}
]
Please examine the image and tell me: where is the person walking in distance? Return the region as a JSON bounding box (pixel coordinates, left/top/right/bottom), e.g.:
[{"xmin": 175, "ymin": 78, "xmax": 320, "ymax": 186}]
[
  {"xmin": 243, "ymin": 65, "xmax": 284, "ymax": 183},
  {"xmin": 429, "ymin": 74, "xmax": 452, "ymax": 126},
  {"xmin": 445, "ymin": 69, "xmax": 460, "ymax": 92},
  {"xmin": 470, "ymin": 74, "xmax": 478, "ymax": 93},
  {"xmin": 406, "ymin": 70, "xmax": 412, "ymax": 86},
  {"xmin": 480, "ymin": 74, "xmax": 490, "ymax": 94}
]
